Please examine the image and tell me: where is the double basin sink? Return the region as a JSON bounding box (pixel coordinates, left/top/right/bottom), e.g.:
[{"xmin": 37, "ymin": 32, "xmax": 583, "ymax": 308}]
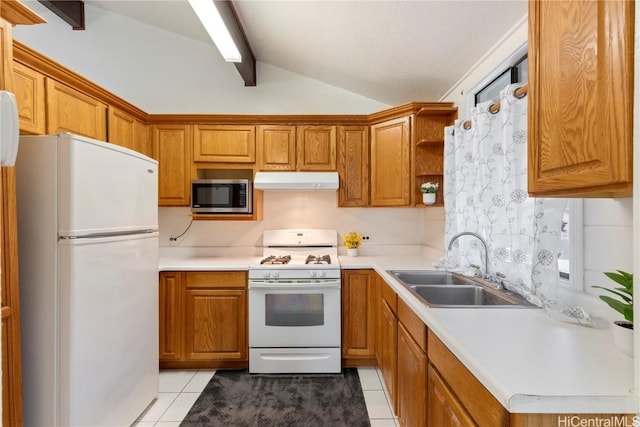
[{"xmin": 387, "ymin": 270, "xmax": 535, "ymax": 308}]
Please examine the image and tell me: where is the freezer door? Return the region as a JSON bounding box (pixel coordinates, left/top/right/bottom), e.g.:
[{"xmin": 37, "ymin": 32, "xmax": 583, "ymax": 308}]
[
  {"xmin": 57, "ymin": 233, "xmax": 159, "ymax": 427},
  {"xmin": 56, "ymin": 133, "xmax": 158, "ymax": 236}
]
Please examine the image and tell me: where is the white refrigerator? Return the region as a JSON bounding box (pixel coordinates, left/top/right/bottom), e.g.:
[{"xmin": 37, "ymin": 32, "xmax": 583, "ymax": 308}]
[{"xmin": 16, "ymin": 133, "xmax": 159, "ymax": 426}]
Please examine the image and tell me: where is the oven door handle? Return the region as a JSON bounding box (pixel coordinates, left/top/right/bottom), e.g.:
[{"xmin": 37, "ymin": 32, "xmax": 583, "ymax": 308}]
[{"xmin": 249, "ymin": 281, "xmax": 341, "ymax": 290}]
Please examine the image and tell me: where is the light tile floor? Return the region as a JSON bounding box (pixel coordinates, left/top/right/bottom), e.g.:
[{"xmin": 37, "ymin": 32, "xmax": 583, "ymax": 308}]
[{"xmin": 132, "ymin": 367, "xmax": 398, "ymax": 426}]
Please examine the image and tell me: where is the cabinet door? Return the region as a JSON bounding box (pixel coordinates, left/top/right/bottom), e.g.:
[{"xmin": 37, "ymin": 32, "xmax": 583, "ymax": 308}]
[
  {"xmin": 341, "ymin": 269, "xmax": 376, "ymax": 364},
  {"xmin": 193, "ymin": 125, "xmax": 255, "ymax": 163},
  {"xmin": 338, "ymin": 126, "xmax": 369, "ymax": 207},
  {"xmin": 183, "ymin": 288, "xmax": 247, "ymax": 361},
  {"xmin": 134, "ymin": 121, "xmax": 153, "ymax": 159},
  {"xmin": 528, "ymin": 0, "xmax": 633, "ymax": 197},
  {"xmin": 397, "ymin": 322, "xmax": 427, "ymax": 427},
  {"xmin": 370, "ymin": 117, "xmax": 411, "ymax": 206},
  {"xmin": 45, "ymin": 78, "xmax": 107, "ymax": 141},
  {"xmin": 427, "ymin": 365, "xmax": 475, "ymax": 427},
  {"xmin": 378, "ymin": 298, "xmax": 398, "ymax": 411},
  {"xmin": 296, "ymin": 125, "xmax": 337, "ymax": 171},
  {"xmin": 159, "ymin": 272, "xmax": 184, "ymax": 361},
  {"xmin": 257, "ymin": 125, "xmax": 296, "ymax": 170},
  {"xmin": 153, "ymin": 124, "xmax": 192, "ymax": 206},
  {"xmin": 108, "ymin": 107, "xmax": 138, "ymax": 151},
  {"xmin": 12, "ymin": 61, "xmax": 45, "ymax": 134}
]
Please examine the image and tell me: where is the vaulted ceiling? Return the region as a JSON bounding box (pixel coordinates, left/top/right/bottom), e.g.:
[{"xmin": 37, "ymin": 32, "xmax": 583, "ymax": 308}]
[{"xmin": 81, "ymin": 0, "xmax": 528, "ymax": 105}]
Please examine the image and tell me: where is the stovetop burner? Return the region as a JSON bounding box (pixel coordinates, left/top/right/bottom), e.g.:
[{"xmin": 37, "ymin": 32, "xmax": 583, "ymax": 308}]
[
  {"xmin": 260, "ymin": 255, "xmax": 292, "ymax": 265},
  {"xmin": 305, "ymin": 255, "xmax": 331, "ymax": 265}
]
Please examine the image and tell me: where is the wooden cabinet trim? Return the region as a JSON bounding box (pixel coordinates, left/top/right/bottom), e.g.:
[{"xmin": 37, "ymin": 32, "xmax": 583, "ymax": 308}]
[
  {"xmin": 1, "ymin": 1, "xmax": 46, "ymax": 25},
  {"xmin": 13, "ymin": 41, "xmax": 148, "ymax": 122}
]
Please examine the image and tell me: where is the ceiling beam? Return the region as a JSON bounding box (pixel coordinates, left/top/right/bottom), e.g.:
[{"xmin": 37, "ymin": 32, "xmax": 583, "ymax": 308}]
[
  {"xmin": 38, "ymin": 0, "xmax": 85, "ymax": 30},
  {"xmin": 216, "ymin": 1, "xmax": 256, "ymax": 87}
]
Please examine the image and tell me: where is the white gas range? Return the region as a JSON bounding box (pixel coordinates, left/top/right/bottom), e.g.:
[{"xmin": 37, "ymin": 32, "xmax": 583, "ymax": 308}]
[{"xmin": 248, "ymin": 229, "xmax": 341, "ymax": 374}]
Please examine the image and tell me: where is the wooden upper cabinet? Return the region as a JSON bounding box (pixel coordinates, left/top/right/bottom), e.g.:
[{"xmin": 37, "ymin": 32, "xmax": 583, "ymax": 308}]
[
  {"xmin": 108, "ymin": 107, "xmax": 137, "ymax": 151},
  {"xmin": 257, "ymin": 125, "xmax": 296, "ymax": 170},
  {"xmin": 338, "ymin": 126, "xmax": 369, "ymax": 207},
  {"xmin": 106, "ymin": 107, "xmax": 154, "ymax": 158},
  {"xmin": 370, "ymin": 117, "xmax": 411, "ymax": 206},
  {"xmin": 528, "ymin": 0, "xmax": 633, "ymax": 197},
  {"xmin": 193, "ymin": 125, "xmax": 256, "ymax": 163},
  {"xmin": 153, "ymin": 124, "xmax": 192, "ymax": 206},
  {"xmin": 12, "ymin": 61, "xmax": 45, "ymax": 135},
  {"xmin": 134, "ymin": 121, "xmax": 153, "ymax": 159},
  {"xmin": 46, "ymin": 78, "xmax": 107, "ymax": 141},
  {"xmin": 296, "ymin": 125, "xmax": 337, "ymax": 171}
]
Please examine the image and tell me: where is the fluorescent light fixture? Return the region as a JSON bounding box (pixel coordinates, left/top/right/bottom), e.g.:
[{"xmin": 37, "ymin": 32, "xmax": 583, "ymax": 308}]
[{"xmin": 188, "ymin": 0, "xmax": 242, "ymax": 63}]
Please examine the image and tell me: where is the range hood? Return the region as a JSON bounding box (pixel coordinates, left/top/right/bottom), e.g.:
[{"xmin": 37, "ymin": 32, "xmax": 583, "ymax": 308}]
[{"xmin": 253, "ymin": 171, "xmax": 339, "ymax": 190}]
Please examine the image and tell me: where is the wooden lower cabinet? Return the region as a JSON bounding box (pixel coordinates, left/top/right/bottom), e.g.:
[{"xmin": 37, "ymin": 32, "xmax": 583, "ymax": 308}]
[
  {"xmin": 159, "ymin": 271, "xmax": 184, "ymax": 361},
  {"xmin": 377, "ymin": 279, "xmax": 398, "ymax": 412},
  {"xmin": 159, "ymin": 271, "xmax": 248, "ymax": 368},
  {"xmin": 427, "ymin": 364, "xmax": 475, "ymax": 427},
  {"xmin": 342, "ymin": 269, "xmax": 377, "ymax": 365},
  {"xmin": 397, "ymin": 322, "xmax": 427, "ymax": 427}
]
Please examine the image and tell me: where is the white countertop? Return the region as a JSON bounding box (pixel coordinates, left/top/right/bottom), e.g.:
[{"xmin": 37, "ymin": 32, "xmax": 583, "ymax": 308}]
[{"xmin": 159, "ymin": 251, "xmax": 638, "ymax": 414}]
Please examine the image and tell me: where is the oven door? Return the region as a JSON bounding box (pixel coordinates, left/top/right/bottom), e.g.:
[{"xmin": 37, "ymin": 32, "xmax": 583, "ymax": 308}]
[{"xmin": 248, "ymin": 279, "xmax": 341, "ymax": 348}]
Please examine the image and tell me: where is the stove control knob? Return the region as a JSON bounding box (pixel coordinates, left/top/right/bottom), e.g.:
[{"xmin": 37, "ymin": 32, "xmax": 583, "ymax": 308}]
[
  {"xmin": 262, "ymin": 271, "xmax": 271, "ymax": 278},
  {"xmin": 318, "ymin": 271, "xmax": 326, "ymax": 278},
  {"xmin": 309, "ymin": 271, "xmax": 317, "ymax": 278},
  {"xmin": 273, "ymin": 271, "xmax": 279, "ymax": 278}
]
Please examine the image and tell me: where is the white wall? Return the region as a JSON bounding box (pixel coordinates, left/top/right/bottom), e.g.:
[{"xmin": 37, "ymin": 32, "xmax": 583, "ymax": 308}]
[
  {"xmin": 160, "ymin": 191, "xmax": 427, "ymax": 254},
  {"xmin": 12, "ymin": 2, "xmax": 389, "ymax": 114}
]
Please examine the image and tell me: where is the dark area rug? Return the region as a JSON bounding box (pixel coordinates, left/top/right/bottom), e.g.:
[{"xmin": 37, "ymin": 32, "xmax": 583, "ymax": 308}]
[{"xmin": 179, "ymin": 369, "xmax": 371, "ymax": 427}]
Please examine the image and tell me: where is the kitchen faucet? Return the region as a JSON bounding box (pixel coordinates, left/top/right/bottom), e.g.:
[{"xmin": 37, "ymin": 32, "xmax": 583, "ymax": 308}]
[{"xmin": 447, "ymin": 232, "xmax": 490, "ymax": 280}]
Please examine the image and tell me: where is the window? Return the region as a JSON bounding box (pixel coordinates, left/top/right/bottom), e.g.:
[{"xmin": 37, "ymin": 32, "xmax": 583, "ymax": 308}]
[
  {"xmin": 474, "ymin": 55, "xmax": 528, "ymax": 106},
  {"xmin": 467, "ymin": 44, "xmax": 584, "ymax": 292}
]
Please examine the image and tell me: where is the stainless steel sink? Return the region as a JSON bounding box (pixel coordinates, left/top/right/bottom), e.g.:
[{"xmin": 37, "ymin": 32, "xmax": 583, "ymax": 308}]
[
  {"xmin": 388, "ymin": 270, "xmax": 475, "ymax": 285},
  {"xmin": 386, "ymin": 270, "xmax": 535, "ymax": 308},
  {"xmin": 409, "ymin": 285, "xmax": 520, "ymax": 307}
]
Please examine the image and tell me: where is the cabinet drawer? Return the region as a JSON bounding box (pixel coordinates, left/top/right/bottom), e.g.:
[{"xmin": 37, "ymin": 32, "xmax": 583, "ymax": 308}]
[
  {"xmin": 398, "ymin": 297, "xmax": 426, "ymax": 353},
  {"xmin": 185, "ymin": 271, "xmax": 247, "ymax": 289},
  {"xmin": 381, "ymin": 280, "xmax": 397, "ymax": 314},
  {"xmin": 428, "ymin": 330, "xmax": 507, "ymax": 427}
]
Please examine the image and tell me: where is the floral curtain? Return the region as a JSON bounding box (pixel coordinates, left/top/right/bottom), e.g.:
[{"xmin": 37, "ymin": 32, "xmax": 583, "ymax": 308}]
[{"xmin": 443, "ymin": 84, "xmax": 575, "ymax": 315}]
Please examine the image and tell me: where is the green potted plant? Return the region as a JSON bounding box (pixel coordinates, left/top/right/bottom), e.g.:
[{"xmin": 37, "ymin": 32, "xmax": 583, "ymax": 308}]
[
  {"xmin": 420, "ymin": 182, "xmax": 439, "ymax": 205},
  {"xmin": 592, "ymin": 270, "xmax": 633, "ymax": 356}
]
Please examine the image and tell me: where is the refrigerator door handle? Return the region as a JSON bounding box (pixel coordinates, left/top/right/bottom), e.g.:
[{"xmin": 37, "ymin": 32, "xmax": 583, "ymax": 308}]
[{"xmin": 59, "ymin": 229, "xmax": 158, "ymax": 240}]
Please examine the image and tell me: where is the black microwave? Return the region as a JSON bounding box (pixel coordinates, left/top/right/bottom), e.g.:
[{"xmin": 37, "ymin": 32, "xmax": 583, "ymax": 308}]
[{"xmin": 191, "ymin": 179, "xmax": 252, "ymax": 214}]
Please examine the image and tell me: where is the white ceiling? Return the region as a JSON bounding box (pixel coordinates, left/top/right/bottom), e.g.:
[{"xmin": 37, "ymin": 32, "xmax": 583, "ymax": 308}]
[{"xmin": 84, "ymin": 0, "xmax": 528, "ymax": 105}]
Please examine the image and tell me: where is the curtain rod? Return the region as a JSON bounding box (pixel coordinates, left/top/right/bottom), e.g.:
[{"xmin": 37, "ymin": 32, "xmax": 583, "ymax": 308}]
[{"xmin": 461, "ymin": 84, "xmax": 528, "ymax": 131}]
